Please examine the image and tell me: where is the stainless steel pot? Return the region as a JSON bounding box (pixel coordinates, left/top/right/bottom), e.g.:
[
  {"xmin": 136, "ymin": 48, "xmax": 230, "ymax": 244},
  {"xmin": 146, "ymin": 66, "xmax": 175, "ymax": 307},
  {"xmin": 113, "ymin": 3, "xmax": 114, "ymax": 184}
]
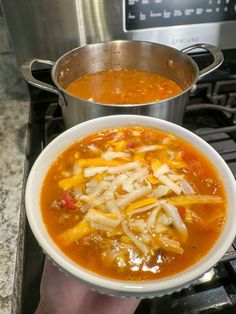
[{"xmin": 21, "ymin": 40, "xmax": 224, "ymax": 128}]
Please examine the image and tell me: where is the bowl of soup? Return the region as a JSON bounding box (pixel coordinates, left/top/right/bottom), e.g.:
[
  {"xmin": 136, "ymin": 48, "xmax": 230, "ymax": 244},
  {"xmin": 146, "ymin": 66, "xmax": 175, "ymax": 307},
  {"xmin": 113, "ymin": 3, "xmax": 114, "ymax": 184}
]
[
  {"xmin": 21, "ymin": 40, "xmax": 223, "ymax": 128},
  {"xmin": 25, "ymin": 115, "xmax": 236, "ymax": 298}
]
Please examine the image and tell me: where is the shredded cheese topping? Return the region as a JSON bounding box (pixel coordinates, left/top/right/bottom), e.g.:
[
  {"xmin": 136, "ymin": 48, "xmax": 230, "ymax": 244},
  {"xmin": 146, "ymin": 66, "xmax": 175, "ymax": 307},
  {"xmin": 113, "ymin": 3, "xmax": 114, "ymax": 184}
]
[{"xmin": 57, "ymin": 127, "xmax": 223, "ymax": 265}]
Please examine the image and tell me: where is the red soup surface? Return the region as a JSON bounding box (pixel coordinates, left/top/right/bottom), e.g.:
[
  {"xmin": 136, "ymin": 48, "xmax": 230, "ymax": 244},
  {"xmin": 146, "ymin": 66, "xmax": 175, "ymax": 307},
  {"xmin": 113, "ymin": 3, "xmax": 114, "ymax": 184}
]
[
  {"xmin": 41, "ymin": 126, "xmax": 226, "ymax": 281},
  {"xmin": 65, "ymin": 68, "xmax": 182, "ymax": 104}
]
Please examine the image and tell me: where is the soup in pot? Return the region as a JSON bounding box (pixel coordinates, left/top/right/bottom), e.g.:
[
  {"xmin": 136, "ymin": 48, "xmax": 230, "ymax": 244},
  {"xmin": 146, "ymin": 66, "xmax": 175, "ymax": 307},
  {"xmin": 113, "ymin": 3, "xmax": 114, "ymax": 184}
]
[
  {"xmin": 65, "ymin": 69, "xmax": 182, "ymax": 104},
  {"xmin": 41, "ymin": 126, "xmax": 226, "ymax": 281}
]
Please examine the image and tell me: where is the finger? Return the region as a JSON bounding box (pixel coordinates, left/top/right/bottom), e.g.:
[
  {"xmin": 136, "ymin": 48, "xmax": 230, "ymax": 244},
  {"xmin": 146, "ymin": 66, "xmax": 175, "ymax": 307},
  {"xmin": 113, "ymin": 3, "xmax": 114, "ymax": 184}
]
[
  {"xmin": 40, "ymin": 258, "xmax": 140, "ymax": 314},
  {"xmin": 87, "ymin": 293, "xmax": 140, "ymax": 314},
  {"xmin": 39, "ymin": 258, "xmax": 92, "ymax": 313}
]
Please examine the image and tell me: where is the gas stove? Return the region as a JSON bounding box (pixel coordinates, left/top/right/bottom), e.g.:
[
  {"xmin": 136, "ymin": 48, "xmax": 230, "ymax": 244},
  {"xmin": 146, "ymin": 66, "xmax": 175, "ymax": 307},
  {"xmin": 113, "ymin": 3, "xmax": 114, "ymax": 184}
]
[{"xmin": 21, "ymin": 51, "xmax": 236, "ymax": 314}]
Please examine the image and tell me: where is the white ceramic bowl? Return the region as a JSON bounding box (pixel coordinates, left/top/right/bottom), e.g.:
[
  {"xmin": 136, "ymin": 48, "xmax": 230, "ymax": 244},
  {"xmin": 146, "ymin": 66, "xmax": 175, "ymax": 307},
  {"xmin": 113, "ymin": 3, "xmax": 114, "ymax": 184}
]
[{"xmin": 25, "ymin": 115, "xmax": 236, "ymax": 298}]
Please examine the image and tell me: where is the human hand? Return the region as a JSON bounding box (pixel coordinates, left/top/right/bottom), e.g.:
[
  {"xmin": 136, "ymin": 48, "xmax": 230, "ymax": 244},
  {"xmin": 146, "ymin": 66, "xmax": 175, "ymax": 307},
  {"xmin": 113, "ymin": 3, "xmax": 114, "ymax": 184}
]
[{"xmin": 35, "ymin": 258, "xmax": 140, "ymax": 314}]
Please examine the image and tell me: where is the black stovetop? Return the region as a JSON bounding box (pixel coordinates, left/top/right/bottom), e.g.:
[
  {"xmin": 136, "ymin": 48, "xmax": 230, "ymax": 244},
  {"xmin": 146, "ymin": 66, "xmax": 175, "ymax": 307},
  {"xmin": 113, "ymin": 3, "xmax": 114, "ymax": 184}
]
[{"xmin": 21, "ymin": 53, "xmax": 236, "ymax": 313}]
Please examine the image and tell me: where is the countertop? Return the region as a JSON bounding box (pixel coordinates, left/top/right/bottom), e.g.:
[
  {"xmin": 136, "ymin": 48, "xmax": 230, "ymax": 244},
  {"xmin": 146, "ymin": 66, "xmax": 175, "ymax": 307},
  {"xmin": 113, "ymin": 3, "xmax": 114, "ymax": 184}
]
[{"xmin": 0, "ymin": 52, "xmax": 29, "ymax": 314}]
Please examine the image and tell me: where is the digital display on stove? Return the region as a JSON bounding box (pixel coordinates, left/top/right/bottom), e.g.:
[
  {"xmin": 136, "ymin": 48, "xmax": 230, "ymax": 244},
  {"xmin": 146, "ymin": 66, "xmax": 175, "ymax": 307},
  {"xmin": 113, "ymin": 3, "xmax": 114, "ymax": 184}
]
[{"xmin": 125, "ymin": 0, "xmax": 236, "ymax": 30}]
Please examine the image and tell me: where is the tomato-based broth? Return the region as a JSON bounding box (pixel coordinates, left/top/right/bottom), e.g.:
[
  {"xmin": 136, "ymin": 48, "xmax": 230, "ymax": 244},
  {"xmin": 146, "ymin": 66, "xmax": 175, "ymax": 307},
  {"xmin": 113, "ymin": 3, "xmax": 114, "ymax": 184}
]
[
  {"xmin": 65, "ymin": 69, "xmax": 182, "ymax": 104},
  {"xmin": 41, "ymin": 126, "xmax": 226, "ymax": 281}
]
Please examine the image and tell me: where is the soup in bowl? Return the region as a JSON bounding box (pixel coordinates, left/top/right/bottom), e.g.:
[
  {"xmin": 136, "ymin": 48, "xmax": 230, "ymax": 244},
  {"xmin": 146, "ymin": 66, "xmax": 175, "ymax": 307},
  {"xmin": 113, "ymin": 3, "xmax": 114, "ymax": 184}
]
[{"xmin": 25, "ymin": 115, "xmax": 236, "ymax": 298}]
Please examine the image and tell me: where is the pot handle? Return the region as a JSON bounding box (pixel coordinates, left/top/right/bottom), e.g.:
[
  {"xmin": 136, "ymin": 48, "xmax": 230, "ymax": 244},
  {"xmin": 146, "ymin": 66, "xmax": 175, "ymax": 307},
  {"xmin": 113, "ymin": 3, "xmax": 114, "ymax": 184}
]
[
  {"xmin": 21, "ymin": 59, "xmax": 66, "ymax": 107},
  {"xmin": 181, "ymin": 43, "xmax": 224, "ymax": 80}
]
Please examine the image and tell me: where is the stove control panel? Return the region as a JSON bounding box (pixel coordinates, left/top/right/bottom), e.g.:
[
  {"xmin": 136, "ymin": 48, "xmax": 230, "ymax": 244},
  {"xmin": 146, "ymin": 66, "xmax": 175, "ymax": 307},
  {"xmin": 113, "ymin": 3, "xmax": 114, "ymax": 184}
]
[{"xmin": 125, "ymin": 0, "xmax": 236, "ymax": 30}]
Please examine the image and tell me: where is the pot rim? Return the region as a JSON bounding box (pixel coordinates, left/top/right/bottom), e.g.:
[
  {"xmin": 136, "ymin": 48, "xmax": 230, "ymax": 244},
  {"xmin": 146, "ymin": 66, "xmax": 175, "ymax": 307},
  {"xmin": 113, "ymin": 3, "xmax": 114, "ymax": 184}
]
[{"xmin": 50, "ymin": 40, "xmax": 199, "ymax": 108}]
